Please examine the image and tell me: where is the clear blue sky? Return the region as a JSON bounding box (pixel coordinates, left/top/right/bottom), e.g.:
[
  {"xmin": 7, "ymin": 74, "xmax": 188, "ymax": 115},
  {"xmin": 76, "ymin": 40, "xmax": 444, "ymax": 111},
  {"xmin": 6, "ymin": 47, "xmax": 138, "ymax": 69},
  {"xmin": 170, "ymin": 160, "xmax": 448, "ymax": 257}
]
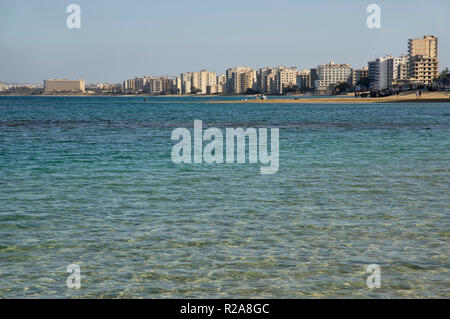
[{"xmin": 1, "ymin": 0, "xmax": 449, "ymax": 84}]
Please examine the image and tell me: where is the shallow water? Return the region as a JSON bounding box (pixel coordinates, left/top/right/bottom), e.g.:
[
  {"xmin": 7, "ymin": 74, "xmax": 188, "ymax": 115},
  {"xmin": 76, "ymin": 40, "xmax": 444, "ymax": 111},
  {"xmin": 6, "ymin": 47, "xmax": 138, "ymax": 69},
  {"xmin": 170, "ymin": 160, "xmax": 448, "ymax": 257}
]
[{"xmin": 0, "ymin": 96, "xmax": 449, "ymax": 298}]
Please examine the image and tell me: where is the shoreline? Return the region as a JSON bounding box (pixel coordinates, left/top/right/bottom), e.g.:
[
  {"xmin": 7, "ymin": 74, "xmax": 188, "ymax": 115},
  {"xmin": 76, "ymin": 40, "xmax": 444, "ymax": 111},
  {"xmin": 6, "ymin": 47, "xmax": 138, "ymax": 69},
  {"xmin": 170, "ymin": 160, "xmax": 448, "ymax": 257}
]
[
  {"xmin": 1, "ymin": 91, "xmax": 449, "ymax": 104},
  {"xmin": 209, "ymin": 91, "xmax": 450, "ymax": 104}
]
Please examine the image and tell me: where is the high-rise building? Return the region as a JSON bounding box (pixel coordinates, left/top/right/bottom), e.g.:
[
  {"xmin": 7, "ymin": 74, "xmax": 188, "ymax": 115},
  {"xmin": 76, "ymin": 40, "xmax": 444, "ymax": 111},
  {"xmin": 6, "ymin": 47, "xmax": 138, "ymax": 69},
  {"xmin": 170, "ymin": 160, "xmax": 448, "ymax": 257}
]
[
  {"xmin": 177, "ymin": 70, "xmax": 217, "ymax": 94},
  {"xmin": 315, "ymin": 61, "xmax": 352, "ymax": 91},
  {"xmin": 134, "ymin": 77, "xmax": 145, "ymax": 93},
  {"xmin": 309, "ymin": 68, "xmax": 318, "ymax": 91},
  {"xmin": 408, "ymin": 35, "xmax": 438, "ymax": 59},
  {"xmin": 368, "ymin": 55, "xmax": 394, "ymax": 91},
  {"xmin": 352, "ymin": 67, "xmax": 369, "ymax": 89},
  {"xmin": 192, "ymin": 70, "xmax": 217, "ymax": 94},
  {"xmin": 143, "ymin": 76, "xmax": 174, "ymax": 94},
  {"xmin": 44, "ymin": 79, "xmax": 85, "ymax": 92},
  {"xmin": 276, "ymin": 67, "xmax": 298, "ymax": 94},
  {"xmin": 393, "ymin": 54, "xmax": 409, "ymax": 82},
  {"xmin": 179, "ymin": 72, "xmax": 193, "ymax": 94},
  {"xmin": 297, "ymin": 69, "xmax": 312, "ymax": 90},
  {"xmin": 123, "ymin": 78, "xmax": 136, "ymax": 93},
  {"xmin": 408, "ymin": 35, "xmax": 438, "ymax": 84},
  {"xmin": 256, "ymin": 67, "xmax": 278, "ymax": 94},
  {"xmin": 226, "ymin": 67, "xmax": 255, "ymax": 94},
  {"xmin": 256, "ymin": 66, "xmax": 298, "ymax": 94}
]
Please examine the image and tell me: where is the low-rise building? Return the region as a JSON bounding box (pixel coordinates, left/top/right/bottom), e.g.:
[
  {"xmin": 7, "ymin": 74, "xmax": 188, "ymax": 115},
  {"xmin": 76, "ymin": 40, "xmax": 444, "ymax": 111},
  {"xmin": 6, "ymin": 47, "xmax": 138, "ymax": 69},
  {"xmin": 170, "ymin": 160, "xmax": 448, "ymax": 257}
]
[{"xmin": 44, "ymin": 79, "xmax": 85, "ymax": 92}]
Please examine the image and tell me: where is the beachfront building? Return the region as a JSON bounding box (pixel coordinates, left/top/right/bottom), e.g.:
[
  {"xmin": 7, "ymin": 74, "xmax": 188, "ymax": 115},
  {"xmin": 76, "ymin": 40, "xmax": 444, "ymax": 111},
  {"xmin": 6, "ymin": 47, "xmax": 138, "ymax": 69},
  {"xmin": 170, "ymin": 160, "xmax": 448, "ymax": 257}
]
[
  {"xmin": 297, "ymin": 69, "xmax": 312, "ymax": 90},
  {"xmin": 393, "ymin": 54, "xmax": 409, "ymax": 81},
  {"xmin": 96, "ymin": 82, "xmax": 123, "ymax": 93},
  {"xmin": 176, "ymin": 70, "xmax": 217, "ymax": 94},
  {"xmin": 352, "ymin": 67, "xmax": 369, "ymax": 89},
  {"xmin": 123, "ymin": 78, "xmax": 135, "ymax": 93},
  {"xmin": 256, "ymin": 67, "xmax": 278, "ymax": 95},
  {"xmin": 276, "ymin": 67, "xmax": 298, "ymax": 94},
  {"xmin": 206, "ymin": 83, "xmax": 223, "ymax": 94},
  {"xmin": 192, "ymin": 70, "xmax": 217, "ymax": 94},
  {"xmin": 226, "ymin": 67, "xmax": 256, "ymax": 94},
  {"xmin": 134, "ymin": 77, "xmax": 145, "ymax": 93},
  {"xmin": 0, "ymin": 82, "xmax": 3, "ymax": 92},
  {"xmin": 310, "ymin": 68, "xmax": 318, "ymax": 91},
  {"xmin": 44, "ymin": 79, "xmax": 85, "ymax": 93},
  {"xmin": 408, "ymin": 35, "xmax": 439, "ymax": 85},
  {"xmin": 179, "ymin": 72, "xmax": 193, "ymax": 94},
  {"xmin": 315, "ymin": 61, "xmax": 352, "ymax": 91},
  {"xmin": 143, "ymin": 76, "xmax": 175, "ymax": 94},
  {"xmin": 255, "ymin": 66, "xmax": 298, "ymax": 94},
  {"xmin": 217, "ymin": 74, "xmax": 226, "ymax": 93},
  {"xmin": 368, "ymin": 55, "xmax": 394, "ymax": 91}
]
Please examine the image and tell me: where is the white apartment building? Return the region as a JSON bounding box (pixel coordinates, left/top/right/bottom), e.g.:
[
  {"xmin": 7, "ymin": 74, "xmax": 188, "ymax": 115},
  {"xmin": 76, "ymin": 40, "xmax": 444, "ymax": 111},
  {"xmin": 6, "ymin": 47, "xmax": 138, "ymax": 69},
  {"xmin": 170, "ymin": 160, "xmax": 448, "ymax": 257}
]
[
  {"xmin": 315, "ymin": 62, "xmax": 352, "ymax": 91},
  {"xmin": 177, "ymin": 70, "xmax": 217, "ymax": 94},
  {"xmin": 393, "ymin": 54, "xmax": 409, "ymax": 81},
  {"xmin": 192, "ymin": 70, "xmax": 217, "ymax": 94},
  {"xmin": 368, "ymin": 55, "xmax": 394, "ymax": 91}
]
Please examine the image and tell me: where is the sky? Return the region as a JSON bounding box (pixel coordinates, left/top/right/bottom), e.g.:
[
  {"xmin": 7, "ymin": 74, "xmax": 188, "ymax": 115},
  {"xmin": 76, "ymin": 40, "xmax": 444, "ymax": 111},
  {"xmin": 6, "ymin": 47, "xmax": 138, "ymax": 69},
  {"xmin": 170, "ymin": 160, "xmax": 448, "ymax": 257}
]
[{"xmin": 0, "ymin": 0, "xmax": 449, "ymax": 84}]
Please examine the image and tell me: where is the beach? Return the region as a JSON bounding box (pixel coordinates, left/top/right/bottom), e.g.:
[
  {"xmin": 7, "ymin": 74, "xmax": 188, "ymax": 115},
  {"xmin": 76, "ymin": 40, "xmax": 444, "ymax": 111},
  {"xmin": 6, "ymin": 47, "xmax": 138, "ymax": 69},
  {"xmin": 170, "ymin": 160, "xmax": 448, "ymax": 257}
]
[{"xmin": 210, "ymin": 91, "xmax": 450, "ymax": 104}]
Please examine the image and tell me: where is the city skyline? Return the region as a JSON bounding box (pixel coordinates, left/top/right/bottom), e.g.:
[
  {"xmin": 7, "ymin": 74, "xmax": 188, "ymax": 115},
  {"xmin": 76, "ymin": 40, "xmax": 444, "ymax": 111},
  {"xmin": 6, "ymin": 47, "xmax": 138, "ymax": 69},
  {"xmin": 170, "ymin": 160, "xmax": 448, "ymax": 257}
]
[{"xmin": 1, "ymin": 0, "xmax": 449, "ymax": 84}]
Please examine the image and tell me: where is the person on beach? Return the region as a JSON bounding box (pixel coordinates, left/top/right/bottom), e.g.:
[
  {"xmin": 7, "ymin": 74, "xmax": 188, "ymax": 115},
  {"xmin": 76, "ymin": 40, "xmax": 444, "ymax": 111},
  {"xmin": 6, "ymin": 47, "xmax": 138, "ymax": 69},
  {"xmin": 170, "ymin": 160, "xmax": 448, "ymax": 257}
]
[
  {"xmin": 419, "ymin": 91, "xmax": 422, "ymax": 98},
  {"xmin": 416, "ymin": 90, "xmax": 419, "ymax": 99}
]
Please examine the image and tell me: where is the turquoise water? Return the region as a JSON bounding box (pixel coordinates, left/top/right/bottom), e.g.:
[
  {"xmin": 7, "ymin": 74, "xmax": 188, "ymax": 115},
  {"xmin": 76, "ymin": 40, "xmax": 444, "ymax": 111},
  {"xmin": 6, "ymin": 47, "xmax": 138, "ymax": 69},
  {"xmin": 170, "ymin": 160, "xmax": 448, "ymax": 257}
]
[{"xmin": 0, "ymin": 96, "xmax": 449, "ymax": 298}]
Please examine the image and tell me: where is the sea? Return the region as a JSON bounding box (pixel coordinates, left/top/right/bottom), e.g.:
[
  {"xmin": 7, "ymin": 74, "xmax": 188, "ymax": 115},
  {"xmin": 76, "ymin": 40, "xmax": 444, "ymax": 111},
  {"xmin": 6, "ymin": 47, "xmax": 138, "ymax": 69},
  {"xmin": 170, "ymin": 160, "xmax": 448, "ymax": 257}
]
[{"xmin": 0, "ymin": 96, "xmax": 448, "ymax": 298}]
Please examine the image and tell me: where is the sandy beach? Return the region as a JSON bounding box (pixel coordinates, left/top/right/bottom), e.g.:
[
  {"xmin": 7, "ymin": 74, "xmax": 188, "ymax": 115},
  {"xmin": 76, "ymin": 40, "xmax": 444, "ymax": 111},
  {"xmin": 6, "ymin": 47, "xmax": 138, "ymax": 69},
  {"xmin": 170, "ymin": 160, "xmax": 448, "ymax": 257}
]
[{"xmin": 210, "ymin": 91, "xmax": 450, "ymax": 104}]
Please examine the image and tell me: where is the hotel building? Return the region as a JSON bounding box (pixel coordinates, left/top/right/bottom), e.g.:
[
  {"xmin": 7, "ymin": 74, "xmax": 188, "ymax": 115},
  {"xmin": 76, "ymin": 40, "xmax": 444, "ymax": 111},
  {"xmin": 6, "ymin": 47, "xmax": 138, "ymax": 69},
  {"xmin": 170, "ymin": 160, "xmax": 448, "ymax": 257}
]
[
  {"xmin": 44, "ymin": 79, "xmax": 85, "ymax": 92},
  {"xmin": 315, "ymin": 62, "xmax": 352, "ymax": 91}
]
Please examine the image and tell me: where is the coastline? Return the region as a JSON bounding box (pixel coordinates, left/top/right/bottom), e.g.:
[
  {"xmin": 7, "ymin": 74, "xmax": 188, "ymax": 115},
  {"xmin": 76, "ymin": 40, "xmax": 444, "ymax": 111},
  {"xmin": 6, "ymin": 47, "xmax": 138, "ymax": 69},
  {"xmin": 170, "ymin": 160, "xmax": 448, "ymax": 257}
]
[
  {"xmin": 1, "ymin": 91, "xmax": 449, "ymax": 104},
  {"xmin": 209, "ymin": 91, "xmax": 450, "ymax": 104}
]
